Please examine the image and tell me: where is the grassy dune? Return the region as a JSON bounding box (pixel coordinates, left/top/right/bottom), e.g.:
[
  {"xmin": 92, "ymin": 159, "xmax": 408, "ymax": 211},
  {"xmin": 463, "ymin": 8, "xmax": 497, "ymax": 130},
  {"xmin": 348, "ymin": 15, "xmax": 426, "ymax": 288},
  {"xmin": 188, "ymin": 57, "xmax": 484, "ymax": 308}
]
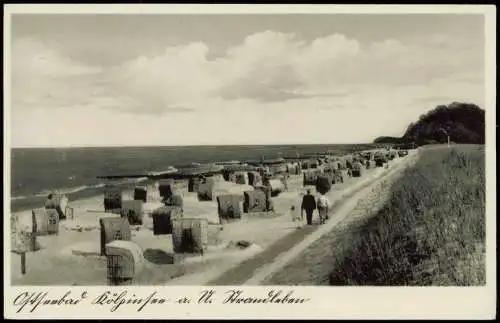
[{"xmin": 329, "ymin": 145, "xmax": 486, "ymax": 286}]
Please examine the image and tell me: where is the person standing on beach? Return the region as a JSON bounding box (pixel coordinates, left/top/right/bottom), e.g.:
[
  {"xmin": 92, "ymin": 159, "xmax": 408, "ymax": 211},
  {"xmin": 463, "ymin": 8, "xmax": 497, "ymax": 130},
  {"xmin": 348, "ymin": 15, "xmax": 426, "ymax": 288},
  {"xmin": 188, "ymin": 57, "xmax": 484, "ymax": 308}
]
[
  {"xmin": 317, "ymin": 193, "xmax": 331, "ymax": 225},
  {"xmin": 301, "ymin": 189, "xmax": 316, "ymax": 225}
]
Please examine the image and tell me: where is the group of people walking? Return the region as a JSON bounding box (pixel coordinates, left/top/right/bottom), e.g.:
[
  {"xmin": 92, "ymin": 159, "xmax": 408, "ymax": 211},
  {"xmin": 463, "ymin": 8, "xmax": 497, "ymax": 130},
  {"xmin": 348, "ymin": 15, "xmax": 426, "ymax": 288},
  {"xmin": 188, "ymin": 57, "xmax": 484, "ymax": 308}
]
[{"xmin": 300, "ymin": 189, "xmax": 331, "ymax": 225}]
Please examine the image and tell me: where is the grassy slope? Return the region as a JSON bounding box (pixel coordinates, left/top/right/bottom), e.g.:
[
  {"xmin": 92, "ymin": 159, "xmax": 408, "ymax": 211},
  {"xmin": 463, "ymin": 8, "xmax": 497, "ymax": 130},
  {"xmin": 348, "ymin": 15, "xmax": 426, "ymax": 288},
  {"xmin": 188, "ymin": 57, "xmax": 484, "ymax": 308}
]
[{"xmin": 329, "ymin": 145, "xmax": 486, "ymax": 286}]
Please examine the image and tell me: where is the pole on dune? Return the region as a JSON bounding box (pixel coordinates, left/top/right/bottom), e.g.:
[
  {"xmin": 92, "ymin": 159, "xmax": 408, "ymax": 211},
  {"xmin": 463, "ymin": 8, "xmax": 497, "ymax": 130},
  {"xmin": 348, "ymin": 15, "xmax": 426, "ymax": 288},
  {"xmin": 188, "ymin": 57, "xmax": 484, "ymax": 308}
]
[
  {"xmin": 440, "ymin": 127, "xmax": 450, "ymax": 149},
  {"xmin": 21, "ymin": 252, "xmax": 26, "ymax": 275}
]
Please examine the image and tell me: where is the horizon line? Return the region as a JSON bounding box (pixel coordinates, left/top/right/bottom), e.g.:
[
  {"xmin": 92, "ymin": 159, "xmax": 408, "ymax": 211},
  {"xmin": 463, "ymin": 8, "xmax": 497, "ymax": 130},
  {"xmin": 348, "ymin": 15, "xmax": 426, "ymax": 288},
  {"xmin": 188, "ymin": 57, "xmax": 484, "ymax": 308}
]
[{"xmin": 9, "ymin": 142, "xmax": 387, "ymax": 149}]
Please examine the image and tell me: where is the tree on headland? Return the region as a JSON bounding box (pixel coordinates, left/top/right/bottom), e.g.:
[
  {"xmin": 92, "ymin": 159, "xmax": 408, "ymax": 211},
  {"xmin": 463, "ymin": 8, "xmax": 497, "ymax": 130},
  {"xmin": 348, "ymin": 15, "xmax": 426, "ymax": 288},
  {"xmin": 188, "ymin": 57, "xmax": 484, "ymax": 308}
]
[{"xmin": 374, "ymin": 102, "xmax": 485, "ymax": 146}]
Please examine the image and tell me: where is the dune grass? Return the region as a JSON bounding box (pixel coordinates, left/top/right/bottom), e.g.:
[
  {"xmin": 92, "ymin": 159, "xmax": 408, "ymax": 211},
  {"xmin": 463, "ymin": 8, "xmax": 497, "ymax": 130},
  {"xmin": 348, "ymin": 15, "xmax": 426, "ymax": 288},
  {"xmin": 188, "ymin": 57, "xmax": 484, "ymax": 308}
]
[{"xmin": 329, "ymin": 146, "xmax": 486, "ymax": 286}]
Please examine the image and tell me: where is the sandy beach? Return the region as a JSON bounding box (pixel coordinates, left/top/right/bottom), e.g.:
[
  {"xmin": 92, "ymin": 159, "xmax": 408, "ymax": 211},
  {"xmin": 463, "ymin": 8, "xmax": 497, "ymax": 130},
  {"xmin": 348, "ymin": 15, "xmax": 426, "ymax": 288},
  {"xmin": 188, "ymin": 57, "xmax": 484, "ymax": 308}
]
[{"xmin": 10, "ymin": 153, "xmax": 414, "ymax": 286}]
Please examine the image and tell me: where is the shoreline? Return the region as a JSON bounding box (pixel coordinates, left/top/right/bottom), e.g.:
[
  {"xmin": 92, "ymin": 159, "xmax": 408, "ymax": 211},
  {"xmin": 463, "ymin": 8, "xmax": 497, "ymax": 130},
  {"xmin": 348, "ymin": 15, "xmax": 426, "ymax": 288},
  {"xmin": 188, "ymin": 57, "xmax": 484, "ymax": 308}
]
[
  {"xmin": 10, "ymin": 143, "xmax": 381, "ymax": 213},
  {"xmin": 10, "ymin": 179, "xmax": 149, "ymax": 213}
]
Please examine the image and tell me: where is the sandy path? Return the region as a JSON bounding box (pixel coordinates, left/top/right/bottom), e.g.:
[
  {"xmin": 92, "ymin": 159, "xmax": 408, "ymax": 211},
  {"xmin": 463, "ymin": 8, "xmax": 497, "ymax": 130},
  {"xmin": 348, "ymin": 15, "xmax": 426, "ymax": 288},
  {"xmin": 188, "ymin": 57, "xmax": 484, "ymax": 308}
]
[{"xmin": 207, "ymin": 152, "xmax": 418, "ymax": 285}]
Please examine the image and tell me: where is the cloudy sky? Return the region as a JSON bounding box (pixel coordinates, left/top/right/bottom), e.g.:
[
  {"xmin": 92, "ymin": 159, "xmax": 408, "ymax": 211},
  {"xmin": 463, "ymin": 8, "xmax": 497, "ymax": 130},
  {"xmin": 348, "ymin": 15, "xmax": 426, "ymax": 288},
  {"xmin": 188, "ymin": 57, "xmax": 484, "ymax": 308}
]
[{"xmin": 9, "ymin": 14, "xmax": 485, "ymax": 147}]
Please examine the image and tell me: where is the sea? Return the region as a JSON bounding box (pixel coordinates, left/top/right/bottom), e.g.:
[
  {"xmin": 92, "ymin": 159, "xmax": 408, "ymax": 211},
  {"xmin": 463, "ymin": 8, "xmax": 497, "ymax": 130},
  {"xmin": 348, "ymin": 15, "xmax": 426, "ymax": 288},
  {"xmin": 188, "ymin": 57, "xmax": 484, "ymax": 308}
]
[{"xmin": 9, "ymin": 144, "xmax": 375, "ymax": 213}]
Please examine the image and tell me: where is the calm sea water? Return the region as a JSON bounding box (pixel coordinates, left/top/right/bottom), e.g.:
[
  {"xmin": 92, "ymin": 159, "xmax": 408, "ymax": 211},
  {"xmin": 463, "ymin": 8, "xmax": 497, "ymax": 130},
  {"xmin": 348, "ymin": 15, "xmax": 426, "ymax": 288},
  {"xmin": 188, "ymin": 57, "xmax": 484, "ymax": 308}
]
[{"xmin": 10, "ymin": 144, "xmax": 374, "ymax": 212}]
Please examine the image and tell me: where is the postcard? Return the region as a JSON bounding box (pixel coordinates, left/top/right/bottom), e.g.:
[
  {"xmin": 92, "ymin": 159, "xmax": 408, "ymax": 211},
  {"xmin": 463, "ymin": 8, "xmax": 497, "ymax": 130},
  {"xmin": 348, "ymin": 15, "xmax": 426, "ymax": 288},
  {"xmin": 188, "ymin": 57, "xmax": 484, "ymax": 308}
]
[{"xmin": 3, "ymin": 4, "xmax": 496, "ymax": 320}]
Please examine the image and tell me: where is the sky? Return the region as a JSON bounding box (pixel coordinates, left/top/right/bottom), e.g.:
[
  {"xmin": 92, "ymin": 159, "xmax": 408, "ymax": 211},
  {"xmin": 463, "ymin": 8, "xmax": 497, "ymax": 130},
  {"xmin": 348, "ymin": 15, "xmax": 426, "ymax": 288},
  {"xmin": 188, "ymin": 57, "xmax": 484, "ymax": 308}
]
[{"xmin": 9, "ymin": 14, "xmax": 486, "ymax": 148}]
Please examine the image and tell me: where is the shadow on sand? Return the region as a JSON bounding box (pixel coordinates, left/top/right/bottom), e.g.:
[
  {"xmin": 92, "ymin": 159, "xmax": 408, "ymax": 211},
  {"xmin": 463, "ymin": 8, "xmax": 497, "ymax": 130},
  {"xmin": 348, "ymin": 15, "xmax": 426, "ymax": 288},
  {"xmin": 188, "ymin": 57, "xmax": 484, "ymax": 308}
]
[{"xmin": 143, "ymin": 248, "xmax": 175, "ymax": 265}]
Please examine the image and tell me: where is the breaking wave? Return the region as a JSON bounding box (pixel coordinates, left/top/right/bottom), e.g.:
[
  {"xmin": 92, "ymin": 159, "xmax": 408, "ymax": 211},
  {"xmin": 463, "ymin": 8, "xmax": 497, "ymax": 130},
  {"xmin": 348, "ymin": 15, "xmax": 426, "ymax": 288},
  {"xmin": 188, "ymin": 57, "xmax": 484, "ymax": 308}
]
[{"xmin": 11, "ymin": 177, "xmax": 148, "ymax": 201}]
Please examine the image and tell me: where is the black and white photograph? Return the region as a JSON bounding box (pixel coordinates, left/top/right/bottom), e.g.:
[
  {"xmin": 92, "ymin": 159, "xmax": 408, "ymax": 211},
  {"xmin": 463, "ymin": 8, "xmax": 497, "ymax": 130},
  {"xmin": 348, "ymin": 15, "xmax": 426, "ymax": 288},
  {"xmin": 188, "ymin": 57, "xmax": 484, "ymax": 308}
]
[{"xmin": 3, "ymin": 4, "xmax": 496, "ymax": 320}]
